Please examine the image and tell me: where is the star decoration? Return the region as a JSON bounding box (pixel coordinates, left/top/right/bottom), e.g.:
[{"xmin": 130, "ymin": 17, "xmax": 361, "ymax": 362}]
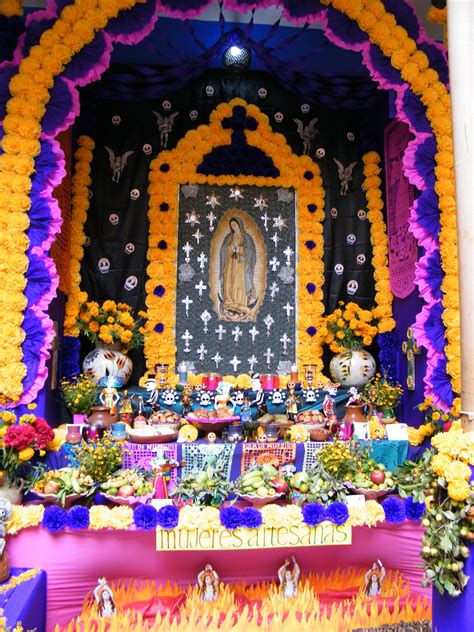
[
  {"xmin": 253, "ymin": 195, "xmax": 268, "ymax": 211},
  {"xmin": 273, "ymin": 214, "xmax": 287, "ymax": 232},
  {"xmin": 229, "ymin": 188, "xmax": 244, "ymax": 201},
  {"xmin": 185, "ymin": 210, "xmax": 200, "ymax": 227},
  {"xmin": 206, "ymin": 194, "xmax": 221, "ymax": 209}
]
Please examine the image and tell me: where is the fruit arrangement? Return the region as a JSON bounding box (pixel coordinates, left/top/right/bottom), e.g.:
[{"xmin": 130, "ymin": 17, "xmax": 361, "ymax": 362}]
[
  {"xmin": 32, "ymin": 467, "xmax": 94, "ymax": 507},
  {"xmin": 170, "ymin": 456, "xmax": 234, "ymax": 507},
  {"xmin": 149, "ymin": 410, "xmax": 181, "ymax": 426},
  {"xmin": 287, "ymin": 463, "xmax": 347, "ymax": 506},
  {"xmin": 345, "ymin": 463, "xmax": 396, "ymax": 497},
  {"xmin": 235, "ymin": 464, "xmax": 287, "ymax": 505},
  {"xmin": 99, "ymin": 468, "xmax": 154, "ymax": 500}
]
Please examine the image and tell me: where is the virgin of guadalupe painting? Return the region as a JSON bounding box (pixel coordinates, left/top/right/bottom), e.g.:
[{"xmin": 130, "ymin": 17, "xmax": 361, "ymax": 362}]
[{"xmin": 210, "ymin": 210, "xmax": 266, "ymax": 322}]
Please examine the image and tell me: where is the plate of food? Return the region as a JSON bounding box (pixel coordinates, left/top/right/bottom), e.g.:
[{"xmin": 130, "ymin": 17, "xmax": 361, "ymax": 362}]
[
  {"xmin": 31, "ymin": 467, "xmax": 94, "ymax": 508},
  {"xmin": 149, "ymin": 410, "xmax": 181, "ymax": 431},
  {"xmin": 128, "ymin": 426, "xmax": 179, "ymax": 444},
  {"xmin": 186, "ymin": 408, "xmax": 239, "ymax": 433},
  {"xmin": 100, "ymin": 469, "xmax": 155, "ymax": 506}
]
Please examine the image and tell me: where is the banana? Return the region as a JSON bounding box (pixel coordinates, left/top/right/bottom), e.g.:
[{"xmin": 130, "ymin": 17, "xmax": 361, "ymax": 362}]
[{"xmin": 71, "ymin": 477, "xmax": 83, "ymax": 494}]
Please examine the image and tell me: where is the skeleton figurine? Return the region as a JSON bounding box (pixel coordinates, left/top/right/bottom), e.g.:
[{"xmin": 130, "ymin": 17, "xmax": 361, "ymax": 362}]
[
  {"xmin": 145, "ymin": 375, "xmax": 159, "ymax": 408},
  {"xmin": 181, "ymin": 386, "xmax": 193, "ymax": 416},
  {"xmin": 293, "ymin": 118, "xmax": 319, "ymax": 155},
  {"xmin": 105, "ymin": 147, "xmax": 134, "ymax": 183},
  {"xmin": 153, "ymin": 111, "xmax": 179, "ymax": 148},
  {"xmin": 322, "ymin": 381, "xmax": 340, "ymax": 431},
  {"xmin": 250, "ymin": 373, "xmax": 267, "ymax": 417},
  {"xmin": 333, "ymin": 158, "xmax": 358, "ymax": 196}
]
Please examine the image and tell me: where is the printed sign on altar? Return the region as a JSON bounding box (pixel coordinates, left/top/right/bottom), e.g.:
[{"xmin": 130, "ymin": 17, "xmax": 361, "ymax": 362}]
[
  {"xmin": 156, "ymin": 521, "xmax": 352, "ymax": 551},
  {"xmin": 384, "ymin": 120, "xmax": 417, "ymax": 299}
]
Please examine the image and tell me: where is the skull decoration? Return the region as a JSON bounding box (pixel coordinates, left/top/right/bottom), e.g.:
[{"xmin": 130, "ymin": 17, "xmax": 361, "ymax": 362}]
[
  {"xmin": 232, "ymin": 391, "xmax": 245, "ymax": 407},
  {"xmin": 258, "ymin": 87, "xmax": 267, "ymax": 99},
  {"xmin": 205, "ymin": 85, "xmax": 214, "ymax": 97},
  {"xmin": 315, "ymin": 147, "xmax": 326, "ymax": 159},
  {"xmin": 124, "ymin": 242, "xmax": 135, "ymax": 254},
  {"xmin": 109, "ymin": 213, "xmax": 119, "ymax": 225},
  {"xmin": 303, "ymin": 388, "xmax": 318, "ymax": 404},
  {"xmin": 88, "ymin": 190, "xmax": 93, "ymax": 199},
  {"xmin": 142, "ymin": 144, "xmax": 152, "ymax": 155},
  {"xmin": 357, "ymin": 209, "xmax": 367, "ymax": 220},
  {"xmin": 189, "ymin": 110, "xmax": 198, "ymax": 121},
  {"xmin": 347, "ymin": 132, "xmax": 355, "ymax": 142},
  {"xmin": 270, "ymin": 389, "xmax": 284, "ymax": 405},
  {"xmin": 124, "ymin": 275, "xmax": 138, "ymax": 291},
  {"xmin": 98, "ymin": 258, "xmax": 110, "ymax": 274},
  {"xmin": 334, "ymin": 263, "xmax": 344, "ymax": 275},
  {"xmin": 111, "ymin": 115, "xmax": 121, "ymax": 126},
  {"xmin": 198, "ymin": 391, "xmax": 212, "ymax": 407},
  {"xmin": 274, "ymin": 112, "xmax": 284, "ymax": 123},
  {"xmin": 162, "ymin": 100, "xmax": 171, "ymax": 111},
  {"xmin": 301, "ymin": 103, "xmax": 310, "ymax": 113},
  {"xmin": 161, "ymin": 389, "xmax": 178, "ymax": 406},
  {"xmin": 84, "ymin": 236, "xmax": 91, "ymax": 247},
  {"xmin": 330, "ymin": 207, "xmax": 338, "ymax": 219},
  {"xmin": 347, "ymin": 279, "xmax": 359, "ymax": 295},
  {"xmin": 356, "ymin": 254, "xmax": 366, "ymax": 265},
  {"xmin": 130, "ymin": 188, "xmax": 140, "ymax": 200},
  {"xmin": 346, "ymin": 234, "xmax": 356, "ymax": 245}
]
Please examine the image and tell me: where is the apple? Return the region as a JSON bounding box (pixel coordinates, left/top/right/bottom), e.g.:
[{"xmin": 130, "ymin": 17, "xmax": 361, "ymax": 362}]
[
  {"xmin": 118, "ymin": 484, "xmax": 135, "ymax": 498},
  {"xmin": 44, "ymin": 481, "xmax": 61, "ymax": 495},
  {"xmin": 370, "ymin": 470, "xmax": 386, "ymax": 485},
  {"xmin": 271, "ymin": 478, "xmax": 288, "ymax": 494}
]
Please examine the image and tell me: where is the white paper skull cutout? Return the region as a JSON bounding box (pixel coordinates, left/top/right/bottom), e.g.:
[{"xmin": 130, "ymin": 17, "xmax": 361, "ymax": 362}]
[
  {"xmin": 271, "ymin": 389, "xmax": 284, "ymax": 405},
  {"xmin": 130, "ymin": 188, "xmax": 140, "ymax": 200},
  {"xmin": 346, "ymin": 234, "xmax": 356, "ymax": 245},
  {"xmin": 303, "ymin": 388, "xmax": 317, "ymax": 404},
  {"xmin": 347, "ymin": 279, "xmax": 359, "ymax": 295},
  {"xmin": 84, "ymin": 236, "xmax": 91, "ymax": 247},
  {"xmin": 111, "ymin": 115, "xmax": 121, "ymax": 126},
  {"xmin": 258, "ymin": 88, "xmax": 267, "ymax": 99},
  {"xmin": 124, "ymin": 275, "xmax": 138, "ymax": 291},
  {"xmin": 205, "ymin": 85, "xmax": 214, "ymax": 97},
  {"xmin": 357, "ymin": 209, "xmax": 367, "ymax": 220},
  {"xmin": 315, "ymin": 147, "xmax": 326, "ymax": 158},
  {"xmin": 189, "ymin": 110, "xmax": 198, "ymax": 121},
  {"xmin": 125, "ymin": 242, "xmax": 135, "ymax": 254},
  {"xmin": 334, "ymin": 263, "xmax": 344, "ymax": 275},
  {"xmin": 109, "ymin": 213, "xmax": 119, "ymax": 225},
  {"xmin": 161, "ymin": 389, "xmax": 177, "ymax": 406},
  {"xmin": 330, "ymin": 207, "xmax": 338, "ymax": 219},
  {"xmin": 347, "ymin": 132, "xmax": 355, "ymax": 142},
  {"xmin": 274, "ymin": 112, "xmax": 284, "ymax": 123},
  {"xmin": 98, "ymin": 258, "xmax": 110, "ymax": 274},
  {"xmin": 301, "ymin": 103, "xmax": 310, "ymax": 113},
  {"xmin": 356, "ymin": 254, "xmax": 366, "ymax": 265},
  {"xmin": 142, "ymin": 144, "xmax": 152, "ymax": 155},
  {"xmin": 233, "ymin": 391, "xmax": 245, "ymax": 407},
  {"xmin": 162, "ymin": 100, "xmax": 171, "ymax": 111},
  {"xmin": 199, "ymin": 391, "xmax": 212, "ymax": 407}
]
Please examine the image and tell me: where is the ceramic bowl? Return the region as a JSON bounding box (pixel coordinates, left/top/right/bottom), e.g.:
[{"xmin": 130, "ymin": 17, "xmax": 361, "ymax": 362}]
[
  {"xmin": 238, "ymin": 492, "xmax": 284, "ymax": 508},
  {"xmin": 103, "ymin": 491, "xmax": 155, "ymax": 507},
  {"xmin": 344, "ymin": 482, "xmax": 396, "ymax": 500}
]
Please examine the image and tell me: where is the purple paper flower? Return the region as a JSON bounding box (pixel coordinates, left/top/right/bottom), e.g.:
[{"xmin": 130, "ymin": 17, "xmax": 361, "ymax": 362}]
[
  {"xmin": 326, "ymin": 502, "xmax": 349, "ymax": 526},
  {"xmin": 302, "ymin": 502, "xmax": 326, "ymax": 526},
  {"xmin": 160, "ymin": 163, "xmax": 170, "ymax": 172},
  {"xmin": 154, "ymin": 285, "xmax": 165, "ymax": 297},
  {"xmin": 157, "ymin": 505, "xmax": 179, "ymax": 529},
  {"xmin": 306, "ymin": 326, "xmax": 316, "ymax": 337},
  {"xmin": 154, "ymin": 323, "xmax": 164, "ymax": 334},
  {"xmin": 66, "ymin": 506, "xmax": 90, "ymax": 530},
  {"xmin": 305, "ymin": 240, "xmax": 316, "ymax": 250},
  {"xmin": 134, "ymin": 504, "xmax": 159, "ymax": 530},
  {"xmin": 382, "ymin": 496, "xmax": 406, "ymax": 524},
  {"xmin": 405, "ymin": 497, "xmax": 425, "ymax": 522},
  {"xmin": 158, "ymin": 240, "xmax": 167, "ymax": 250},
  {"xmin": 220, "ymin": 506, "xmax": 242, "ymax": 529},
  {"xmin": 160, "ymin": 202, "xmax": 169, "ymax": 211},
  {"xmin": 240, "ymin": 507, "xmax": 262, "ymax": 529},
  {"xmin": 42, "ymin": 505, "xmax": 67, "ymax": 534}
]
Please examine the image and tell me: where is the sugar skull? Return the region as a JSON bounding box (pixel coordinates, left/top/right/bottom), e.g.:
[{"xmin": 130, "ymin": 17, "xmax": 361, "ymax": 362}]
[
  {"xmin": 198, "ymin": 391, "xmax": 212, "ymax": 407},
  {"xmin": 346, "ymin": 234, "xmax": 356, "ymax": 245},
  {"xmin": 205, "ymin": 85, "xmax": 214, "ymax": 97},
  {"xmin": 124, "ymin": 275, "xmax": 138, "ymax": 291},
  {"xmin": 356, "ymin": 254, "xmax": 366, "ymax": 265},
  {"xmin": 84, "ymin": 236, "xmax": 91, "ymax": 247},
  {"xmin": 189, "ymin": 110, "xmax": 198, "ymax": 121},
  {"xmin": 347, "ymin": 279, "xmax": 358, "ymax": 295},
  {"xmin": 347, "ymin": 132, "xmax": 355, "ymax": 142},
  {"xmin": 111, "ymin": 115, "xmax": 121, "ymax": 126},
  {"xmin": 98, "ymin": 258, "xmax": 110, "ymax": 274},
  {"xmin": 258, "ymin": 88, "xmax": 267, "ymax": 99},
  {"xmin": 274, "ymin": 112, "xmax": 284, "ymax": 123},
  {"xmin": 271, "ymin": 389, "xmax": 284, "ymax": 405},
  {"xmin": 334, "ymin": 263, "xmax": 344, "ymax": 275},
  {"xmin": 303, "ymin": 388, "xmax": 317, "ymax": 404},
  {"xmin": 142, "ymin": 144, "xmax": 152, "ymax": 155},
  {"xmin": 162, "ymin": 100, "xmax": 172, "ymax": 111},
  {"xmin": 301, "ymin": 103, "xmax": 310, "ymax": 113},
  {"xmin": 315, "ymin": 147, "xmax": 325, "ymax": 159},
  {"xmin": 330, "ymin": 207, "xmax": 338, "ymax": 219},
  {"xmin": 130, "ymin": 188, "xmax": 140, "ymax": 200},
  {"xmin": 357, "ymin": 209, "xmax": 367, "ymax": 220},
  {"xmin": 124, "ymin": 242, "xmax": 135, "ymax": 254},
  {"xmin": 161, "ymin": 389, "xmax": 178, "ymax": 406},
  {"xmin": 109, "ymin": 213, "xmax": 119, "ymax": 225}
]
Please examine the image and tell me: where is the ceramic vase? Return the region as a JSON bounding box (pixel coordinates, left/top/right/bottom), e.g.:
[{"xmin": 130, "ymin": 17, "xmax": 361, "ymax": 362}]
[
  {"xmin": 0, "ymin": 471, "xmax": 23, "ymax": 505},
  {"xmin": 82, "ymin": 342, "xmax": 133, "ymax": 386},
  {"xmin": 329, "ymin": 348, "xmax": 376, "ymax": 388},
  {"xmin": 379, "ymin": 406, "xmax": 397, "ymax": 424}
]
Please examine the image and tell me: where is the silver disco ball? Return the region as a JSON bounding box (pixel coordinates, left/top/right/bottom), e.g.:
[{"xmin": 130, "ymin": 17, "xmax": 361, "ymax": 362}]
[{"xmin": 222, "ymin": 45, "xmax": 251, "ymax": 71}]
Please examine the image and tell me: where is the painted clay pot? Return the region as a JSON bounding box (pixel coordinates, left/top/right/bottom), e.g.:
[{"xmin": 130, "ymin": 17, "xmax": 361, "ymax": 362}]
[
  {"xmin": 342, "ymin": 403, "xmax": 373, "ymax": 425},
  {"xmin": 82, "ymin": 342, "xmax": 133, "ymax": 387},
  {"xmin": 329, "ymin": 348, "xmax": 376, "ymax": 388},
  {"xmin": 88, "ymin": 406, "xmax": 115, "ymax": 429}
]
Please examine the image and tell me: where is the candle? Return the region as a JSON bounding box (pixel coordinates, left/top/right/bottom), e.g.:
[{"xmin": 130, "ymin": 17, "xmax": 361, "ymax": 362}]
[
  {"xmin": 272, "ymin": 375, "xmax": 280, "ymax": 389},
  {"xmin": 178, "ymin": 362, "xmax": 188, "ymax": 384},
  {"xmin": 261, "ymin": 374, "xmax": 274, "ymax": 391},
  {"xmin": 290, "ymin": 364, "xmax": 298, "ymax": 382},
  {"xmin": 207, "ymin": 373, "xmax": 221, "ymax": 391}
]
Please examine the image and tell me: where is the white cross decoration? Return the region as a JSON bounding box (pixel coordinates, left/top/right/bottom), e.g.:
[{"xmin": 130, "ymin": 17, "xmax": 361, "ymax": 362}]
[
  {"xmin": 283, "ymin": 246, "xmax": 294, "ymax": 266},
  {"xmin": 197, "ymin": 252, "xmax": 208, "ymax": 271},
  {"xmin": 231, "ymin": 325, "xmax": 243, "ymax": 343},
  {"xmin": 254, "ymin": 195, "xmax": 268, "ymax": 211},
  {"xmin": 283, "ymin": 302, "xmax": 294, "ymax": 321},
  {"xmin": 230, "ymin": 355, "xmax": 241, "ymax": 372},
  {"xmin": 197, "ymin": 344, "xmax": 208, "ymax": 362},
  {"xmin": 273, "ymin": 214, "xmax": 287, "ymax": 232},
  {"xmin": 181, "ymin": 295, "xmax": 193, "ymax": 316},
  {"xmin": 261, "ymin": 211, "xmax": 270, "ymax": 232},
  {"xmin": 271, "ymin": 233, "xmax": 281, "ymax": 249},
  {"xmin": 206, "ymin": 211, "xmax": 216, "ymax": 232},
  {"xmin": 248, "ymin": 355, "xmax": 258, "ymax": 371},
  {"xmin": 182, "ymin": 242, "xmax": 193, "ymax": 263},
  {"xmin": 181, "ymin": 330, "xmax": 193, "ymax": 353},
  {"xmin": 264, "ymin": 314, "xmax": 275, "ymax": 336},
  {"xmin": 280, "ymin": 332, "xmax": 291, "ymax": 355},
  {"xmin": 192, "ymin": 228, "xmax": 203, "ymax": 245},
  {"xmin": 269, "ymin": 257, "xmax": 280, "ymax": 272},
  {"xmin": 195, "ymin": 279, "xmax": 207, "ymax": 298},
  {"xmin": 200, "ymin": 310, "xmax": 211, "ymax": 332},
  {"xmin": 264, "ymin": 347, "xmax": 275, "ymax": 366},
  {"xmin": 206, "ymin": 194, "xmax": 221, "ymax": 209},
  {"xmin": 249, "ymin": 326, "xmax": 259, "ymax": 343},
  {"xmin": 212, "ymin": 352, "xmax": 223, "ymax": 368},
  {"xmin": 270, "ymin": 282, "xmax": 280, "ymax": 302},
  {"xmin": 215, "ymin": 324, "xmax": 227, "ymax": 340}
]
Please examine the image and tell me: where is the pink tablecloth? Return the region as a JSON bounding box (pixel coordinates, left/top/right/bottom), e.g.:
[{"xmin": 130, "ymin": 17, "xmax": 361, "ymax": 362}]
[{"xmin": 8, "ymin": 522, "xmax": 428, "ymax": 630}]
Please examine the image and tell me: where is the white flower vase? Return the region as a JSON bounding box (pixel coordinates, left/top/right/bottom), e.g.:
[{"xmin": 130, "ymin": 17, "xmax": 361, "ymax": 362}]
[
  {"xmin": 329, "ymin": 348, "xmax": 376, "ymax": 388},
  {"xmin": 82, "ymin": 342, "xmax": 133, "ymax": 386}
]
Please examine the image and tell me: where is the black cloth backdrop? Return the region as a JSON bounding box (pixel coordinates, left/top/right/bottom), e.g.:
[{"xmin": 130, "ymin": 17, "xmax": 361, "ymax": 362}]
[{"xmin": 79, "ymin": 68, "xmax": 387, "ymax": 381}]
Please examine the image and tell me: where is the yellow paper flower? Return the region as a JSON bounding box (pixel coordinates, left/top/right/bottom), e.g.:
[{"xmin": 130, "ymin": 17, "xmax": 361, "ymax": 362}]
[{"xmin": 7, "ymin": 505, "xmax": 44, "ymax": 535}]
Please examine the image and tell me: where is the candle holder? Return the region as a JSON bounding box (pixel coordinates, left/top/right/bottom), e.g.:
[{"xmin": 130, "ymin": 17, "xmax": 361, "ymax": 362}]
[
  {"xmin": 155, "ymin": 363, "xmax": 170, "ymax": 389},
  {"xmin": 303, "ymin": 364, "xmax": 316, "ymax": 388}
]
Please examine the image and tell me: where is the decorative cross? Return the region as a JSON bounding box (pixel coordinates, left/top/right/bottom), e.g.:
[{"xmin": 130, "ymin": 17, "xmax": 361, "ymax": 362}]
[
  {"xmin": 249, "ymin": 326, "xmax": 259, "ymax": 343},
  {"xmin": 215, "ymin": 324, "xmax": 227, "ymax": 340},
  {"xmin": 206, "ymin": 211, "xmax": 216, "ymax": 232},
  {"xmin": 197, "ymin": 344, "xmax": 208, "ymax": 362},
  {"xmin": 212, "ymin": 352, "xmax": 223, "ymax": 368},
  {"xmin": 270, "ymin": 233, "xmax": 281, "ymax": 249},
  {"xmin": 230, "ymin": 355, "xmax": 241, "ymax": 372},
  {"xmin": 192, "ymin": 228, "xmax": 203, "ymax": 245},
  {"xmin": 231, "ymin": 325, "xmax": 243, "ymax": 343},
  {"xmin": 269, "ymin": 257, "xmax": 280, "ymax": 272},
  {"xmin": 264, "ymin": 314, "xmax": 275, "ymax": 336},
  {"xmin": 261, "ymin": 211, "xmax": 270, "ymax": 231},
  {"xmin": 283, "ymin": 302, "xmax": 294, "ymax": 321},
  {"xmin": 181, "ymin": 295, "xmax": 193, "ymax": 316},
  {"xmin": 270, "ymin": 282, "xmax": 279, "ymax": 302},
  {"xmin": 283, "ymin": 246, "xmax": 294, "ymax": 266},
  {"xmin": 280, "ymin": 333, "xmax": 291, "ymax": 356},
  {"xmin": 181, "ymin": 330, "xmax": 193, "ymax": 353},
  {"xmin": 182, "ymin": 242, "xmax": 193, "ymax": 262},
  {"xmin": 402, "ymin": 326, "xmax": 421, "ymax": 391},
  {"xmin": 265, "ymin": 347, "xmax": 275, "ymax": 366},
  {"xmin": 197, "ymin": 252, "xmax": 208, "ymax": 271},
  {"xmin": 248, "ymin": 354, "xmax": 258, "ymax": 371},
  {"xmin": 200, "ymin": 310, "xmax": 211, "ymax": 332},
  {"xmin": 195, "ymin": 280, "xmax": 207, "ymax": 298}
]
